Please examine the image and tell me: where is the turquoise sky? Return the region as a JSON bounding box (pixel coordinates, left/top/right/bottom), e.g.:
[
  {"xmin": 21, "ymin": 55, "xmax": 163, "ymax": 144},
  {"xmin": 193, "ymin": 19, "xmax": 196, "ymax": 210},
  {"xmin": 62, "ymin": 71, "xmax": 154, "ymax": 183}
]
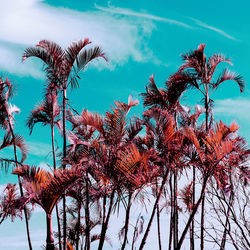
[{"xmin": 0, "ymin": 0, "xmax": 249, "ymax": 249}]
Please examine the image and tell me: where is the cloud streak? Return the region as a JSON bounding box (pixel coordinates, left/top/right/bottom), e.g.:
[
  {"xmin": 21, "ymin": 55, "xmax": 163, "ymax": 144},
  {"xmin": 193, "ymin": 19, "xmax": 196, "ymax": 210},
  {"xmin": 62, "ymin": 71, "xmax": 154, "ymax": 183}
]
[
  {"xmin": 215, "ymin": 98, "xmax": 250, "ymax": 119},
  {"xmin": 95, "ymin": 4, "xmax": 193, "ymax": 29},
  {"xmin": 190, "ymin": 18, "xmax": 238, "ymax": 41}
]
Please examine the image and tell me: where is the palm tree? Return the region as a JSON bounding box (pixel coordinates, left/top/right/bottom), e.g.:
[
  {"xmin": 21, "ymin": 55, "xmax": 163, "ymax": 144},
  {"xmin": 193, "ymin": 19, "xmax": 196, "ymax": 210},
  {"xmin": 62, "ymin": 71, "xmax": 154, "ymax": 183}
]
[
  {"xmin": 13, "ymin": 165, "xmax": 83, "ymax": 250},
  {"xmin": 138, "ymin": 106, "xmax": 184, "ymax": 250},
  {"xmin": 176, "ymin": 121, "xmax": 250, "ymax": 249},
  {"xmin": 66, "ymin": 97, "xmax": 149, "ymax": 250},
  {"xmin": 141, "ymin": 74, "xmax": 188, "ymax": 249},
  {"xmin": 27, "ymin": 89, "xmax": 62, "ymax": 249},
  {"xmin": 0, "ymin": 77, "xmax": 32, "ymax": 249},
  {"xmin": 23, "ymin": 39, "xmax": 107, "ymax": 250},
  {"xmin": 0, "ymin": 183, "xmax": 23, "ymax": 224},
  {"xmin": 177, "ymin": 44, "xmax": 245, "ymax": 249}
]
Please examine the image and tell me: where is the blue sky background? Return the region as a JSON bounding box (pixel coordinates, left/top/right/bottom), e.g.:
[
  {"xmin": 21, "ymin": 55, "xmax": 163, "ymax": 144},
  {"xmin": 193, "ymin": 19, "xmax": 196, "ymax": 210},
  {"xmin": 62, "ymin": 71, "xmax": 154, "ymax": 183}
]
[{"xmin": 0, "ymin": 0, "xmax": 249, "ymax": 249}]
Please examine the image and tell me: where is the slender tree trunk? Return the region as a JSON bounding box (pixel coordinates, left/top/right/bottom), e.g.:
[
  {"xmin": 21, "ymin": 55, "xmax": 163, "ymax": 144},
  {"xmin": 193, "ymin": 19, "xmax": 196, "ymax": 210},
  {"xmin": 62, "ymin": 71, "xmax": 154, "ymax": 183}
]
[
  {"xmin": 46, "ymin": 213, "xmax": 55, "ymax": 250},
  {"xmin": 62, "ymin": 88, "xmax": 67, "ymax": 250},
  {"xmin": 51, "ymin": 124, "xmax": 62, "ymax": 250},
  {"xmin": 121, "ymin": 191, "xmax": 132, "ymax": 250},
  {"xmin": 154, "ymin": 178, "xmax": 162, "ymax": 250},
  {"xmin": 220, "ymin": 177, "xmax": 234, "ymax": 250},
  {"xmin": 200, "ymin": 94, "xmax": 209, "ymax": 250},
  {"xmin": 156, "ymin": 204, "xmax": 162, "ymax": 250},
  {"xmin": 177, "ymin": 175, "xmax": 209, "ymax": 250},
  {"xmin": 139, "ymin": 169, "xmax": 169, "ymax": 250},
  {"xmin": 173, "ymin": 170, "xmax": 178, "ymax": 249},
  {"xmin": 84, "ymin": 175, "xmax": 90, "ymax": 250},
  {"xmin": 190, "ymin": 165, "xmax": 195, "ymax": 250},
  {"xmin": 168, "ymin": 174, "xmax": 173, "ymax": 250},
  {"xmin": 76, "ymin": 202, "xmax": 81, "ymax": 250},
  {"xmin": 9, "ymin": 122, "xmax": 32, "ymax": 250},
  {"xmin": 200, "ymin": 192, "xmax": 205, "ymax": 250},
  {"xmin": 98, "ymin": 190, "xmax": 115, "ymax": 250}
]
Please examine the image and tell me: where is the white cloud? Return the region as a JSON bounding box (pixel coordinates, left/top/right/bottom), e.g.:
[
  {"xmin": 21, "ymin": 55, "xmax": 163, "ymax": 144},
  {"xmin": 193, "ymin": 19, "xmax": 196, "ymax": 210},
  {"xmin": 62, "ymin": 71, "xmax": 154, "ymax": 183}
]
[
  {"xmin": 0, "ymin": 45, "xmax": 43, "ymax": 79},
  {"xmin": 190, "ymin": 18, "xmax": 238, "ymax": 41},
  {"xmin": 0, "ymin": 0, "xmax": 159, "ymax": 77},
  {"xmin": 215, "ymin": 98, "xmax": 250, "ymax": 119},
  {"xmin": 95, "ymin": 4, "xmax": 193, "ymax": 29}
]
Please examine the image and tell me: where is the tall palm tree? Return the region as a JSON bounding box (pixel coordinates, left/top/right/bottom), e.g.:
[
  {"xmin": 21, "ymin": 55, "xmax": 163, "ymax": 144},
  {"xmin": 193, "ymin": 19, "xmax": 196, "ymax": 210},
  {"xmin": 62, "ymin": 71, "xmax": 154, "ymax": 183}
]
[
  {"xmin": 141, "ymin": 74, "xmax": 188, "ymax": 249},
  {"xmin": 178, "ymin": 44, "xmax": 245, "ymax": 249},
  {"xmin": 0, "ymin": 77, "xmax": 32, "ymax": 249},
  {"xmin": 13, "ymin": 165, "xmax": 83, "ymax": 250},
  {"xmin": 176, "ymin": 121, "xmax": 250, "ymax": 249},
  {"xmin": 66, "ymin": 97, "xmax": 148, "ymax": 250},
  {"xmin": 23, "ymin": 39, "xmax": 107, "ymax": 250},
  {"xmin": 27, "ymin": 90, "xmax": 63, "ymax": 249},
  {"xmin": 138, "ymin": 106, "xmax": 184, "ymax": 250}
]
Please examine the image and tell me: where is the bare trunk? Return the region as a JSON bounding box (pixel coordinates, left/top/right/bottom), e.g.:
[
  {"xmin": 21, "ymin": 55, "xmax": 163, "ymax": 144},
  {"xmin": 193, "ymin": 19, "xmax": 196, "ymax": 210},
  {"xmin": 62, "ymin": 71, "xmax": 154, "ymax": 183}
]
[
  {"xmin": 168, "ymin": 174, "xmax": 173, "ymax": 250},
  {"xmin": 51, "ymin": 124, "xmax": 62, "ymax": 250},
  {"xmin": 190, "ymin": 166, "xmax": 195, "ymax": 250},
  {"xmin": 9, "ymin": 121, "xmax": 32, "ymax": 250},
  {"xmin": 76, "ymin": 202, "xmax": 81, "ymax": 250},
  {"xmin": 98, "ymin": 190, "xmax": 115, "ymax": 250},
  {"xmin": 173, "ymin": 170, "xmax": 178, "ymax": 249},
  {"xmin": 46, "ymin": 214, "xmax": 55, "ymax": 250},
  {"xmin": 121, "ymin": 192, "xmax": 132, "ymax": 250},
  {"xmin": 220, "ymin": 177, "xmax": 234, "ymax": 250},
  {"xmin": 200, "ymin": 193, "xmax": 205, "ymax": 250},
  {"xmin": 139, "ymin": 169, "xmax": 169, "ymax": 250},
  {"xmin": 84, "ymin": 175, "xmax": 90, "ymax": 250},
  {"xmin": 156, "ymin": 204, "xmax": 162, "ymax": 250},
  {"xmin": 200, "ymin": 94, "xmax": 209, "ymax": 250},
  {"xmin": 62, "ymin": 88, "xmax": 67, "ymax": 250}
]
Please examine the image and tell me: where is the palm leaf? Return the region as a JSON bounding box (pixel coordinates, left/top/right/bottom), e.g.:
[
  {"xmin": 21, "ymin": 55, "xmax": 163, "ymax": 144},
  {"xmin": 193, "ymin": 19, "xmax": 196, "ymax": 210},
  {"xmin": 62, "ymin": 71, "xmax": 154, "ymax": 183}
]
[
  {"xmin": 141, "ymin": 74, "xmax": 167, "ymax": 108},
  {"xmin": 69, "ymin": 46, "xmax": 107, "ymax": 89},
  {"xmin": 214, "ymin": 68, "xmax": 245, "ymax": 92},
  {"xmin": 65, "ymin": 38, "xmax": 91, "ymax": 68}
]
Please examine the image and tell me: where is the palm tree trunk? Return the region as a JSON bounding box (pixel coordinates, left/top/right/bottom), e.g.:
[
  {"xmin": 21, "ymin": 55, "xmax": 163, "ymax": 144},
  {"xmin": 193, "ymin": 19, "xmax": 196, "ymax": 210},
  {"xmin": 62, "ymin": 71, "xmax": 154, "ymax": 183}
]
[
  {"xmin": 62, "ymin": 88, "xmax": 67, "ymax": 250},
  {"xmin": 9, "ymin": 122, "xmax": 32, "ymax": 250},
  {"xmin": 156, "ymin": 204, "xmax": 162, "ymax": 250},
  {"xmin": 46, "ymin": 213, "xmax": 55, "ymax": 250},
  {"xmin": 51, "ymin": 124, "xmax": 62, "ymax": 250},
  {"xmin": 168, "ymin": 174, "xmax": 173, "ymax": 250},
  {"xmin": 200, "ymin": 193, "xmax": 205, "ymax": 250},
  {"xmin": 84, "ymin": 175, "xmax": 90, "ymax": 250},
  {"xmin": 139, "ymin": 169, "xmax": 169, "ymax": 250},
  {"xmin": 173, "ymin": 170, "xmax": 178, "ymax": 249},
  {"xmin": 190, "ymin": 165, "xmax": 195, "ymax": 250},
  {"xmin": 177, "ymin": 175, "xmax": 209, "ymax": 250},
  {"xmin": 200, "ymin": 94, "xmax": 209, "ymax": 250},
  {"xmin": 76, "ymin": 202, "xmax": 81, "ymax": 250},
  {"xmin": 98, "ymin": 190, "xmax": 115, "ymax": 250},
  {"xmin": 121, "ymin": 191, "xmax": 132, "ymax": 250},
  {"xmin": 220, "ymin": 177, "xmax": 234, "ymax": 250}
]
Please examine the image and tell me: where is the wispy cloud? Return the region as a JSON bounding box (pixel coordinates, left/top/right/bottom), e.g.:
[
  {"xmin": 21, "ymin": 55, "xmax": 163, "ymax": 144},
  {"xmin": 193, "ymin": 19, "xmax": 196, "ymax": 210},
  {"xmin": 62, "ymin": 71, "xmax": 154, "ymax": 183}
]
[
  {"xmin": 0, "ymin": 44, "xmax": 43, "ymax": 79},
  {"xmin": 215, "ymin": 98, "xmax": 250, "ymax": 119},
  {"xmin": 0, "ymin": 0, "xmax": 159, "ymax": 77},
  {"xmin": 95, "ymin": 4, "xmax": 193, "ymax": 29},
  {"xmin": 190, "ymin": 18, "xmax": 238, "ymax": 41}
]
